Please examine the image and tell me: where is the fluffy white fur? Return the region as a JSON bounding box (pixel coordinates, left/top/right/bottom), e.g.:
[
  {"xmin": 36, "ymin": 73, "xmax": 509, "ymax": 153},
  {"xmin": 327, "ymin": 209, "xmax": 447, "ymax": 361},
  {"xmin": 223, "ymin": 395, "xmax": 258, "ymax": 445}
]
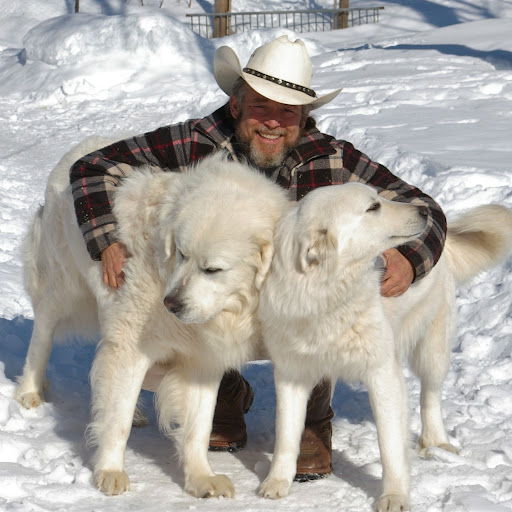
[
  {"xmin": 258, "ymin": 183, "xmax": 512, "ymax": 512},
  {"xmin": 16, "ymin": 137, "xmax": 288, "ymax": 498}
]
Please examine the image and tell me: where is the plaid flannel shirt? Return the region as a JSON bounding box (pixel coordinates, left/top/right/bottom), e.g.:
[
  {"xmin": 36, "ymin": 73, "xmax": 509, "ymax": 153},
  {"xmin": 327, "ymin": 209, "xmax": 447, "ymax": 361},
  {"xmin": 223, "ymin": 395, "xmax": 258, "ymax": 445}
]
[{"xmin": 70, "ymin": 103, "xmax": 446, "ymax": 282}]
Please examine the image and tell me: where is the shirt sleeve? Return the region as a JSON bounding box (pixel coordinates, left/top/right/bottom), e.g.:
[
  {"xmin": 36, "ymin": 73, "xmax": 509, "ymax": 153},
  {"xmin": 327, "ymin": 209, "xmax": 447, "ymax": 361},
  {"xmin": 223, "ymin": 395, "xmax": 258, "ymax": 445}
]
[
  {"xmin": 70, "ymin": 124, "xmax": 195, "ymax": 261},
  {"xmin": 339, "ymin": 140, "xmax": 447, "ymax": 282}
]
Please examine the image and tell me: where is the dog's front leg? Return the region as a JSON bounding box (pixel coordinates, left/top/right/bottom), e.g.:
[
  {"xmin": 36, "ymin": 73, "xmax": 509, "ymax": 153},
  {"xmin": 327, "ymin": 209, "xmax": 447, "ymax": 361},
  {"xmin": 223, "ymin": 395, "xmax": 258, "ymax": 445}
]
[
  {"xmin": 177, "ymin": 370, "xmax": 235, "ymax": 498},
  {"xmin": 366, "ymin": 360, "xmax": 410, "ymax": 512},
  {"xmin": 259, "ymin": 371, "xmax": 312, "ymax": 499},
  {"xmin": 89, "ymin": 339, "xmax": 151, "ymax": 496}
]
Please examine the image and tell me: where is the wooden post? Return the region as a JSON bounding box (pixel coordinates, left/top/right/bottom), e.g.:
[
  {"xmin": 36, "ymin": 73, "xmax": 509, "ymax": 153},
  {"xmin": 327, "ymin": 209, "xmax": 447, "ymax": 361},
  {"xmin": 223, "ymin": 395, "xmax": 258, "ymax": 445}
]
[
  {"xmin": 337, "ymin": 0, "xmax": 349, "ymax": 29},
  {"xmin": 213, "ymin": 0, "xmax": 231, "ymax": 38},
  {"xmin": 75, "ymin": 0, "xmax": 79, "ymax": 12}
]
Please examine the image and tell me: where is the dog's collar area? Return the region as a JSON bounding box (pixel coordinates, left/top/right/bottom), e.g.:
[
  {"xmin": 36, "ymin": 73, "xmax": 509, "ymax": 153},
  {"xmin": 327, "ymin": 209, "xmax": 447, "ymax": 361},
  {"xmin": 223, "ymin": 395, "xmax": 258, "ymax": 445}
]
[{"xmin": 243, "ymin": 68, "xmax": 317, "ymax": 98}]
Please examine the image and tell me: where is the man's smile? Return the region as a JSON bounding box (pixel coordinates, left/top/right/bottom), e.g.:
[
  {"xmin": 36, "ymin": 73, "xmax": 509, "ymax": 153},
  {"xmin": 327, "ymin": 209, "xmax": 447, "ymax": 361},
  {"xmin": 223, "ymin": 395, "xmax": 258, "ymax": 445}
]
[
  {"xmin": 257, "ymin": 132, "xmax": 282, "ymax": 143},
  {"xmin": 255, "ymin": 127, "xmax": 288, "ymax": 145}
]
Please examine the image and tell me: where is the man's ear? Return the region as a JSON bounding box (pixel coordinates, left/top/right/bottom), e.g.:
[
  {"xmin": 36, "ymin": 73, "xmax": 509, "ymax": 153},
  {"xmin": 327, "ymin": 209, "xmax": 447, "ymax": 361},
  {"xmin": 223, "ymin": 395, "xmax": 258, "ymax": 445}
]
[
  {"xmin": 299, "ymin": 113, "xmax": 307, "ymax": 129},
  {"xmin": 229, "ymin": 95, "xmax": 240, "ymax": 120},
  {"xmin": 297, "ymin": 228, "xmax": 337, "ymax": 273}
]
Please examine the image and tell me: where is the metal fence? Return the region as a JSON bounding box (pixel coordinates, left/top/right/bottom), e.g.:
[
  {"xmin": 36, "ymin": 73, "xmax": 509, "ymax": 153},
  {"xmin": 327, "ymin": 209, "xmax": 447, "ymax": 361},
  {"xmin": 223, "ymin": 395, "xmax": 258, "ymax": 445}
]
[{"xmin": 186, "ymin": 6, "xmax": 384, "ymax": 39}]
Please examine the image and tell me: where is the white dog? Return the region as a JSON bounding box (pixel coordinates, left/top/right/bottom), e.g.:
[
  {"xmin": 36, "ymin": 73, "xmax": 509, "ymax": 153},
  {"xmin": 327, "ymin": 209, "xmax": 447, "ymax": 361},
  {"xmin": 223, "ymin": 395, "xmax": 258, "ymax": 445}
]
[
  {"xmin": 16, "ymin": 137, "xmax": 288, "ymax": 498},
  {"xmin": 258, "ymin": 183, "xmax": 512, "ymax": 511}
]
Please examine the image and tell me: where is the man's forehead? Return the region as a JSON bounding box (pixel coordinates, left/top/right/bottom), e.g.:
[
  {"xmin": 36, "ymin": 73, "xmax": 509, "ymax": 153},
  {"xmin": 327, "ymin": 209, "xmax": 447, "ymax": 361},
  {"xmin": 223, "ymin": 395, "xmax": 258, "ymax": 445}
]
[{"xmin": 243, "ymin": 87, "xmax": 301, "ymax": 109}]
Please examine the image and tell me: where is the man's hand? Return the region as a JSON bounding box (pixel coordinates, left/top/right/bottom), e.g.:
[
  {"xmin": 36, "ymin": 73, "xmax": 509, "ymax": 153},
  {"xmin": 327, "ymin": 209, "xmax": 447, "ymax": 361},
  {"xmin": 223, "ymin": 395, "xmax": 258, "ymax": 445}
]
[
  {"xmin": 380, "ymin": 248, "xmax": 414, "ymax": 297},
  {"xmin": 101, "ymin": 242, "xmax": 130, "ymax": 288}
]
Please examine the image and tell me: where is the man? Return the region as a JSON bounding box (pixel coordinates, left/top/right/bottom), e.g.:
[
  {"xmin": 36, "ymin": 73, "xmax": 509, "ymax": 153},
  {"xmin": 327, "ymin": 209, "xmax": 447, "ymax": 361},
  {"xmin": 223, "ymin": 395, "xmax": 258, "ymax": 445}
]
[{"xmin": 70, "ymin": 35, "xmax": 447, "ymax": 481}]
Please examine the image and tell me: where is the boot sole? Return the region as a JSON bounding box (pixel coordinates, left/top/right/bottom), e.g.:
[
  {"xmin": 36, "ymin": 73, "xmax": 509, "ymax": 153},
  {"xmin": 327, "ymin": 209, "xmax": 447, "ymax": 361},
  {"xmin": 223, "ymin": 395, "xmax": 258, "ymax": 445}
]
[
  {"xmin": 209, "ymin": 433, "xmax": 247, "ymax": 452},
  {"xmin": 294, "ymin": 466, "xmax": 333, "ymax": 482}
]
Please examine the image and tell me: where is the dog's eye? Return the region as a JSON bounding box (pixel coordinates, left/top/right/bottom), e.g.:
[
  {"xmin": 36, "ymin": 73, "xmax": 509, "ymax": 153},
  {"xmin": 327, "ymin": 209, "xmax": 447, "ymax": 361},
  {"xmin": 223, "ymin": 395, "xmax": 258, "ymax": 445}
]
[
  {"xmin": 204, "ymin": 268, "xmax": 222, "ymax": 275},
  {"xmin": 367, "ymin": 202, "xmax": 381, "ymax": 212}
]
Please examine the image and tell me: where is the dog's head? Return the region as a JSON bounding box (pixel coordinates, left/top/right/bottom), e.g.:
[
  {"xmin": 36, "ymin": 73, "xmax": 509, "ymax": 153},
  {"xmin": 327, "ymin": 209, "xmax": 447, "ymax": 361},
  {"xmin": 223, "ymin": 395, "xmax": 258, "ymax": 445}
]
[
  {"xmin": 294, "ymin": 183, "xmax": 428, "ymax": 272},
  {"xmin": 160, "ymin": 156, "xmax": 288, "ymax": 324}
]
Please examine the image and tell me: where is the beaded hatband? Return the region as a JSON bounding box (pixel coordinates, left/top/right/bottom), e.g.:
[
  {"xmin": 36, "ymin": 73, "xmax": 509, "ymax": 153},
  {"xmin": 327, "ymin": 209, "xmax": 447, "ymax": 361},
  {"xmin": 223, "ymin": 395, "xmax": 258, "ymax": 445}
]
[{"xmin": 243, "ymin": 67, "xmax": 317, "ymax": 98}]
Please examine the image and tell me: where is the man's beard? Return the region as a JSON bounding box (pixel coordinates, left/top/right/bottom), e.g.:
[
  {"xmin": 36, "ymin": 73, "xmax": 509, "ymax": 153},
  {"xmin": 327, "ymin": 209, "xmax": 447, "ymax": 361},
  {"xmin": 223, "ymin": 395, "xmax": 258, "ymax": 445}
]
[{"xmin": 234, "ymin": 123, "xmax": 302, "ymax": 172}]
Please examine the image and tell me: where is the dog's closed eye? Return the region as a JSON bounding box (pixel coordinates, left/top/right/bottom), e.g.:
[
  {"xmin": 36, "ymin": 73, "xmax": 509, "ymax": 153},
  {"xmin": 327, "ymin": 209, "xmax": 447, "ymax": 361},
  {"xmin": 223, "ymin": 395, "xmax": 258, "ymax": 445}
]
[
  {"xmin": 204, "ymin": 268, "xmax": 222, "ymax": 274},
  {"xmin": 367, "ymin": 202, "xmax": 381, "ymax": 212}
]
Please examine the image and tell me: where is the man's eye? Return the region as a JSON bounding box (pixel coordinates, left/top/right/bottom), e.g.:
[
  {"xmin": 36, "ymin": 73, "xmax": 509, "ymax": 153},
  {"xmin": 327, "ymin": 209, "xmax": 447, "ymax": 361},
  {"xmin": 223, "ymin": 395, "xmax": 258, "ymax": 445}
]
[
  {"xmin": 367, "ymin": 202, "xmax": 381, "ymax": 212},
  {"xmin": 283, "ymin": 108, "xmax": 299, "ymax": 117}
]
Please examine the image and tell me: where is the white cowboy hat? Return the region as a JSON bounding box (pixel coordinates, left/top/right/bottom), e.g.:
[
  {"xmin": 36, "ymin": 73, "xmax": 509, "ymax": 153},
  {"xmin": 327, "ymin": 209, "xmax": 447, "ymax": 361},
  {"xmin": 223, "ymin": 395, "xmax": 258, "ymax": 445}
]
[{"xmin": 213, "ymin": 35, "xmax": 342, "ymax": 109}]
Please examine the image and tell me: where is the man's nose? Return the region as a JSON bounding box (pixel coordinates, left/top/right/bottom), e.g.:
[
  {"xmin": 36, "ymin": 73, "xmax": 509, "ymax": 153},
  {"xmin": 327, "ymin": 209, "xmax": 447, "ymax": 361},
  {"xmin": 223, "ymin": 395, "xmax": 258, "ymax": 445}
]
[{"xmin": 263, "ymin": 118, "xmax": 281, "ymax": 129}]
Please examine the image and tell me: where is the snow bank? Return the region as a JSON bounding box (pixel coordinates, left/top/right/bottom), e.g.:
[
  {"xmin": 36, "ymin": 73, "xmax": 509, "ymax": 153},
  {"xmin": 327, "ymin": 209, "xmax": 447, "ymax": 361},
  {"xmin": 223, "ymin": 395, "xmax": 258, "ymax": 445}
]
[
  {"xmin": 0, "ymin": 11, "xmax": 214, "ymax": 104},
  {"xmin": 23, "ymin": 12, "xmax": 205, "ymax": 67}
]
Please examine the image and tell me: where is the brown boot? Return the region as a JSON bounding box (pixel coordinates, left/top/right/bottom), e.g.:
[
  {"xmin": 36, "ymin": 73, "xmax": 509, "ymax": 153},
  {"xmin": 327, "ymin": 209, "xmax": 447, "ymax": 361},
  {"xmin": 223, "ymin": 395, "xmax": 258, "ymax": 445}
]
[
  {"xmin": 295, "ymin": 379, "xmax": 334, "ymax": 481},
  {"xmin": 209, "ymin": 370, "xmax": 254, "ymax": 452}
]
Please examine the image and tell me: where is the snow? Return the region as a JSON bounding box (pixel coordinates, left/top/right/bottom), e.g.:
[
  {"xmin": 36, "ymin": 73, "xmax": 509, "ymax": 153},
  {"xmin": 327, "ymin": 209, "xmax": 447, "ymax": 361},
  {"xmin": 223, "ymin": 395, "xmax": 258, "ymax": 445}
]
[{"xmin": 1, "ymin": 0, "xmax": 512, "ymax": 510}]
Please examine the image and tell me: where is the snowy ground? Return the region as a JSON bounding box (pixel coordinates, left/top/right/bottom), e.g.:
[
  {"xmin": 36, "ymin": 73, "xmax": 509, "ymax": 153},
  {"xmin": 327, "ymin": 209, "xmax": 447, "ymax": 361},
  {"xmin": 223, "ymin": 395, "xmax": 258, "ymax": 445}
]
[{"xmin": 1, "ymin": 0, "xmax": 512, "ymax": 511}]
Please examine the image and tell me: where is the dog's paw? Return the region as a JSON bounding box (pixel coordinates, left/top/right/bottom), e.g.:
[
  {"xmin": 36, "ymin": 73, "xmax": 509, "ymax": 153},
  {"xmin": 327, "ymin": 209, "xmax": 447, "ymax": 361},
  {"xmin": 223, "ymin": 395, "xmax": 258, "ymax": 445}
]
[
  {"xmin": 417, "ymin": 437, "xmax": 459, "ymax": 458},
  {"xmin": 17, "ymin": 390, "xmax": 44, "ymax": 409},
  {"xmin": 258, "ymin": 477, "xmax": 292, "ymax": 499},
  {"xmin": 94, "ymin": 469, "xmax": 130, "ymax": 496},
  {"xmin": 16, "ymin": 378, "xmax": 50, "ymax": 409},
  {"xmin": 375, "ymin": 493, "xmax": 410, "ymax": 512},
  {"xmin": 185, "ymin": 474, "xmax": 235, "ymax": 498}
]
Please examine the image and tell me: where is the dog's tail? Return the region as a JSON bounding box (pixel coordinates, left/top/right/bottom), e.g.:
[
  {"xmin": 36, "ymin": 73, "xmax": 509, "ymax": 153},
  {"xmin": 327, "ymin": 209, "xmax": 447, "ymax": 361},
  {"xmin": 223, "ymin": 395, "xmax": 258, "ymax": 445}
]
[{"xmin": 444, "ymin": 204, "xmax": 512, "ymax": 285}]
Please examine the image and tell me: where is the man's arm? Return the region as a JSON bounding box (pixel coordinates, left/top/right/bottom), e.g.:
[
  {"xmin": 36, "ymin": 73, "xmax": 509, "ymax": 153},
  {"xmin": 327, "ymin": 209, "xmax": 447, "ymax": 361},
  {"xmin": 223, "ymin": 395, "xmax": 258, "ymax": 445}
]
[
  {"xmin": 70, "ymin": 126, "xmax": 196, "ymax": 289},
  {"xmin": 338, "ymin": 140, "xmax": 447, "ymax": 284},
  {"xmin": 70, "ymin": 126, "xmax": 195, "ymax": 262}
]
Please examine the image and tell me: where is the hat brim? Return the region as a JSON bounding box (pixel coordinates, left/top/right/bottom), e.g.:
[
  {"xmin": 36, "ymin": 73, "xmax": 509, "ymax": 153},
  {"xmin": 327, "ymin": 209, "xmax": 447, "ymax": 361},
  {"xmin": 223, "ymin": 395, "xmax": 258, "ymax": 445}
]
[{"xmin": 213, "ymin": 46, "xmax": 341, "ymax": 110}]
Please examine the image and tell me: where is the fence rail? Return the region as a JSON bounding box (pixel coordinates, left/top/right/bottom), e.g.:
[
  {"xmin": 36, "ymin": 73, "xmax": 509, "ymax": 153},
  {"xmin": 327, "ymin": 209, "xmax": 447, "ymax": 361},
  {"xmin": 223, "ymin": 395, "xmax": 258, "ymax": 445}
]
[{"xmin": 187, "ymin": 6, "xmax": 384, "ymax": 39}]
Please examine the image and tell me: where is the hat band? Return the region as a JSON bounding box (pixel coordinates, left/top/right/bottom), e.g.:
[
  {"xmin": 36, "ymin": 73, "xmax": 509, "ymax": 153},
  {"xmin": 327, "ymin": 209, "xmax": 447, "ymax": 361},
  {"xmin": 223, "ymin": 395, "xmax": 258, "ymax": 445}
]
[{"xmin": 243, "ymin": 68, "xmax": 316, "ymax": 98}]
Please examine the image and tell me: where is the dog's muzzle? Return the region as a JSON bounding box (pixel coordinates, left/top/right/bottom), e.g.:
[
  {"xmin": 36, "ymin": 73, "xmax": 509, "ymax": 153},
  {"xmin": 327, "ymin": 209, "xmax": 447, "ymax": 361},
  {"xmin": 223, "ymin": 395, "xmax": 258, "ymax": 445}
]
[{"xmin": 163, "ymin": 294, "xmax": 183, "ymax": 315}]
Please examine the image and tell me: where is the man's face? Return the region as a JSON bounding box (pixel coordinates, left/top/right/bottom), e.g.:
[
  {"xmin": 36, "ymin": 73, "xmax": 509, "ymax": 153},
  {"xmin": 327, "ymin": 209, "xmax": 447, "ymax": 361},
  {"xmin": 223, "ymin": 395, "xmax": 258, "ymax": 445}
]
[{"xmin": 230, "ymin": 87, "xmax": 306, "ymax": 171}]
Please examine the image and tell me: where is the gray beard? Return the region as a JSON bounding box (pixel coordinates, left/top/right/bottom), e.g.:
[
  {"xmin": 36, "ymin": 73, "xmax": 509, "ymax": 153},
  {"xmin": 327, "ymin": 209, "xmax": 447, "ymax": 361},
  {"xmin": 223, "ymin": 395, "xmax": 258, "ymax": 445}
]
[{"xmin": 234, "ymin": 124, "xmax": 301, "ymax": 173}]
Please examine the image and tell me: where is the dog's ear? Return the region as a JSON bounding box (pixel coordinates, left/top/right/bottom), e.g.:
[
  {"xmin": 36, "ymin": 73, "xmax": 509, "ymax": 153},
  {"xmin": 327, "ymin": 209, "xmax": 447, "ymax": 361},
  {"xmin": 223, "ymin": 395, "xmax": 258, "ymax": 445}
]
[
  {"xmin": 298, "ymin": 228, "xmax": 337, "ymax": 273},
  {"xmin": 155, "ymin": 224, "xmax": 176, "ymax": 281},
  {"xmin": 255, "ymin": 239, "xmax": 274, "ymax": 290},
  {"xmin": 162, "ymin": 226, "xmax": 175, "ymax": 262}
]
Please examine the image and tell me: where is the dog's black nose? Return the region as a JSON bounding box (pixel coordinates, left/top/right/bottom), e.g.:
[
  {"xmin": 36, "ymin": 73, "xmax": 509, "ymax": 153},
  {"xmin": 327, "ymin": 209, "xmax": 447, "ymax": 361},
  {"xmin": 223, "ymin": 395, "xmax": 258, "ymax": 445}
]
[{"xmin": 163, "ymin": 295, "xmax": 183, "ymax": 314}]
